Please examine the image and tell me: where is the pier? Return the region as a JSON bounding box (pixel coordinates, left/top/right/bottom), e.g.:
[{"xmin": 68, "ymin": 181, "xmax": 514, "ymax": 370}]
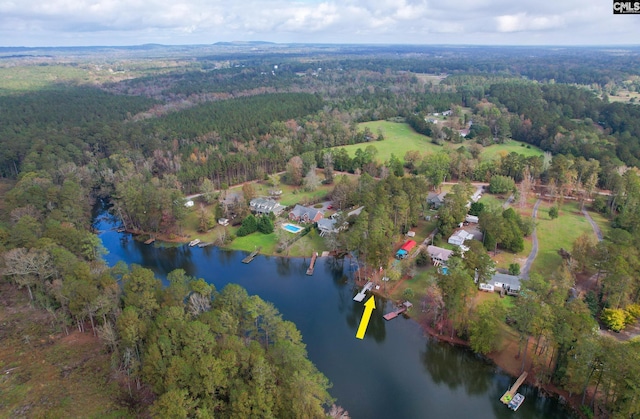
[
  {"xmin": 197, "ymin": 241, "xmax": 214, "ymax": 248},
  {"xmin": 383, "ymin": 301, "xmax": 413, "ymax": 320},
  {"xmin": 306, "ymin": 252, "xmax": 318, "ymax": 275},
  {"xmin": 353, "ymin": 281, "xmax": 374, "ymax": 302},
  {"xmin": 500, "ymin": 371, "xmax": 528, "ymax": 411},
  {"xmin": 144, "ymin": 237, "xmax": 156, "ymax": 245},
  {"xmin": 242, "ymin": 247, "xmax": 261, "ymax": 264}
]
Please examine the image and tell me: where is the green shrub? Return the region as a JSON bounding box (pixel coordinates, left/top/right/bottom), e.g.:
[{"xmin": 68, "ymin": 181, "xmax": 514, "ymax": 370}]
[{"xmin": 601, "ymin": 308, "xmax": 626, "ymax": 332}]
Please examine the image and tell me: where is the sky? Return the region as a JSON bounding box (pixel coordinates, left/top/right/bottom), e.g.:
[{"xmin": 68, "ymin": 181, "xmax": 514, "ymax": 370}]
[{"xmin": 0, "ymin": 0, "xmax": 639, "ymax": 47}]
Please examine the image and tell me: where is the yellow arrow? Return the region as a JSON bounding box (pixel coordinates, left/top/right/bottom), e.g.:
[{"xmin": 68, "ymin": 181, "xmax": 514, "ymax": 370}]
[{"xmin": 356, "ymin": 296, "xmax": 376, "ymax": 339}]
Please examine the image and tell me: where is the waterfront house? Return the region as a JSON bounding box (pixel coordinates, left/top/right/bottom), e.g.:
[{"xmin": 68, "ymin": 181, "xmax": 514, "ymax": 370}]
[
  {"xmin": 427, "ymin": 245, "xmax": 454, "ymax": 266},
  {"xmin": 289, "ymin": 204, "xmax": 324, "ymax": 223},
  {"xmin": 249, "ymin": 198, "xmax": 285, "ymax": 216}
]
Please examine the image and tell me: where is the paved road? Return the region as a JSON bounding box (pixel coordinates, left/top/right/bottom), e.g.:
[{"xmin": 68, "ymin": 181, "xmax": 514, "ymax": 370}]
[
  {"xmin": 521, "ymin": 199, "xmax": 541, "ymax": 279},
  {"xmin": 581, "ymin": 207, "xmax": 603, "ymax": 241}
]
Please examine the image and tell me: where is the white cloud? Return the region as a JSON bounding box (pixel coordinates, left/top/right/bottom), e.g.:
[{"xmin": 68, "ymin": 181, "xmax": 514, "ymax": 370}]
[{"xmin": 0, "ymin": 0, "xmax": 637, "ymax": 46}]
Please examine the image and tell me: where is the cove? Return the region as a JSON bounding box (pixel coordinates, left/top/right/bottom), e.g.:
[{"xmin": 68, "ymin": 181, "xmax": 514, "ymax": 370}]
[{"xmin": 95, "ymin": 211, "xmax": 573, "ymax": 418}]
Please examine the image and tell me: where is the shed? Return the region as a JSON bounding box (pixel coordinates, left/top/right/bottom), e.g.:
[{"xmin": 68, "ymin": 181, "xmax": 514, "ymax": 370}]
[{"xmin": 465, "ymin": 215, "xmax": 479, "ymax": 224}]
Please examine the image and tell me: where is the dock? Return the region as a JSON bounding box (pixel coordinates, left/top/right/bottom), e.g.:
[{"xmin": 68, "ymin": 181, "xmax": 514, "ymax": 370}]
[
  {"xmin": 144, "ymin": 237, "xmax": 156, "ymax": 245},
  {"xmin": 383, "ymin": 301, "xmax": 413, "ymax": 321},
  {"xmin": 306, "ymin": 252, "xmax": 318, "ymax": 275},
  {"xmin": 500, "ymin": 371, "xmax": 528, "ymax": 411},
  {"xmin": 197, "ymin": 241, "xmax": 214, "ymax": 248},
  {"xmin": 242, "ymin": 247, "xmax": 261, "ymax": 264},
  {"xmin": 189, "ymin": 238, "xmax": 201, "ymax": 247},
  {"xmin": 353, "ymin": 281, "xmax": 374, "ymax": 302}
]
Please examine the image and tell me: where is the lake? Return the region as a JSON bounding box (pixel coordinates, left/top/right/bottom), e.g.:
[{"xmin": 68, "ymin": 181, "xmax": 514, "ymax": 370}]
[{"xmin": 95, "ymin": 210, "xmax": 573, "ymax": 418}]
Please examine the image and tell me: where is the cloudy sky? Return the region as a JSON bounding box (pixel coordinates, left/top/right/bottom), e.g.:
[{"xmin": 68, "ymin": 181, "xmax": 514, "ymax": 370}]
[{"xmin": 1, "ymin": 0, "xmax": 638, "ymax": 47}]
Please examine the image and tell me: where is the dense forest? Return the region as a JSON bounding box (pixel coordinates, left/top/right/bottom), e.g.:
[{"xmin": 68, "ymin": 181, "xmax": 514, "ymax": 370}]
[{"xmin": 2, "ymin": 44, "xmax": 640, "ymax": 417}]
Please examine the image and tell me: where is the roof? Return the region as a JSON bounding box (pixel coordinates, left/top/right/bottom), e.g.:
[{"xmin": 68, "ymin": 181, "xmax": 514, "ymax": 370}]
[
  {"xmin": 450, "ymin": 230, "xmax": 474, "ymax": 241},
  {"xmin": 491, "ymin": 273, "xmax": 522, "ymax": 290},
  {"xmin": 317, "ymin": 218, "xmax": 337, "ymax": 231},
  {"xmin": 427, "ymin": 245, "xmax": 454, "ymax": 262},
  {"xmin": 427, "ymin": 192, "xmax": 447, "ymax": 203},
  {"xmin": 290, "ymin": 204, "xmax": 323, "ymax": 220}
]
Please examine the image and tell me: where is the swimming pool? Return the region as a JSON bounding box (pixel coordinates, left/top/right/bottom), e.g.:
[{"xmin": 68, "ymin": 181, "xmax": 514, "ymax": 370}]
[{"xmin": 282, "ymin": 223, "xmax": 303, "ymax": 233}]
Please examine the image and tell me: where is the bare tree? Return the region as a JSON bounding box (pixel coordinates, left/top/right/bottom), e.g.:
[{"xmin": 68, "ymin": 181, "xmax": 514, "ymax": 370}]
[{"xmin": 3, "ymin": 248, "xmax": 55, "ymax": 301}]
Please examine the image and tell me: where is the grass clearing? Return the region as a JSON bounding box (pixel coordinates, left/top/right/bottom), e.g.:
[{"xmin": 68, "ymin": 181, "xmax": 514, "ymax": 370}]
[
  {"xmin": 478, "ymin": 140, "xmax": 544, "ymax": 160},
  {"xmin": 225, "ymin": 231, "xmax": 278, "ymax": 254},
  {"xmin": 532, "ymin": 200, "xmax": 595, "ymax": 276}
]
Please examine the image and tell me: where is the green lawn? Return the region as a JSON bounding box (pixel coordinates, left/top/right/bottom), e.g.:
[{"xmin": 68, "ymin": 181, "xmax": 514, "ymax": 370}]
[
  {"xmin": 286, "ymin": 229, "xmax": 327, "ymax": 257},
  {"xmin": 225, "ymin": 231, "xmax": 278, "ymax": 255},
  {"xmin": 334, "ymin": 121, "xmax": 545, "ymax": 166},
  {"xmin": 478, "ymin": 140, "xmax": 544, "ymax": 161},
  {"xmin": 342, "ymin": 121, "xmax": 444, "ymax": 161},
  {"xmin": 532, "ymin": 201, "xmax": 596, "ymax": 276},
  {"xmin": 478, "ymin": 193, "xmax": 506, "ymax": 210},
  {"xmin": 243, "ymin": 181, "xmax": 331, "ymax": 207}
]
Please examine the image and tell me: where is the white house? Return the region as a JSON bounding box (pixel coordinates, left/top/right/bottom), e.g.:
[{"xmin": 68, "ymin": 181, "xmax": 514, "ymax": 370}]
[
  {"xmin": 491, "ymin": 273, "xmax": 522, "ymax": 295},
  {"xmin": 465, "ymin": 215, "xmax": 479, "ymax": 224},
  {"xmin": 448, "ymin": 230, "xmax": 474, "ymax": 247}
]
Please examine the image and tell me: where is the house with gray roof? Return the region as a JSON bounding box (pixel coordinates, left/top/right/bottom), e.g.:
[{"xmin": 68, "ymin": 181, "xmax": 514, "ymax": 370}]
[
  {"xmin": 490, "ymin": 273, "xmax": 522, "ymax": 296},
  {"xmin": 249, "ymin": 198, "xmax": 285, "ymax": 216},
  {"xmin": 426, "ymin": 192, "xmax": 447, "ymax": 208},
  {"xmin": 427, "ymin": 245, "xmax": 454, "ymax": 266},
  {"xmin": 317, "ymin": 218, "xmax": 348, "ymax": 236},
  {"xmin": 289, "ymin": 205, "xmax": 324, "ymax": 224}
]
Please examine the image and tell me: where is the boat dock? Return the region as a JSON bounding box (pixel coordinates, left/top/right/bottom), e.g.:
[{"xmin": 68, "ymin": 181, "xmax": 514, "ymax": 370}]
[
  {"xmin": 242, "ymin": 247, "xmax": 261, "ymax": 264},
  {"xmin": 500, "ymin": 371, "xmax": 528, "ymax": 411},
  {"xmin": 189, "ymin": 238, "xmax": 201, "ymax": 247},
  {"xmin": 383, "ymin": 301, "xmax": 413, "ymax": 320},
  {"xmin": 197, "ymin": 241, "xmax": 214, "ymax": 248},
  {"xmin": 353, "ymin": 281, "xmax": 374, "ymax": 302},
  {"xmin": 306, "ymin": 252, "xmax": 318, "ymax": 275},
  {"xmin": 144, "ymin": 237, "xmax": 156, "ymax": 245}
]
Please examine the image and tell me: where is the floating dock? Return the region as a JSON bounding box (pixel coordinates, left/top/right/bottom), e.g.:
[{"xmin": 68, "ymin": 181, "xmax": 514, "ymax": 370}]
[
  {"xmin": 500, "ymin": 371, "xmax": 528, "ymax": 411},
  {"xmin": 144, "ymin": 237, "xmax": 156, "ymax": 245},
  {"xmin": 306, "ymin": 252, "xmax": 318, "ymax": 275},
  {"xmin": 353, "ymin": 281, "xmax": 374, "ymax": 302},
  {"xmin": 189, "ymin": 239, "xmax": 201, "ymax": 247},
  {"xmin": 242, "ymin": 247, "xmax": 261, "ymax": 264}
]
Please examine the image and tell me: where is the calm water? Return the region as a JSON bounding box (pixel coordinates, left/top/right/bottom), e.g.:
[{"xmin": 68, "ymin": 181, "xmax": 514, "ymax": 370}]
[{"xmin": 95, "ymin": 210, "xmax": 573, "ymax": 419}]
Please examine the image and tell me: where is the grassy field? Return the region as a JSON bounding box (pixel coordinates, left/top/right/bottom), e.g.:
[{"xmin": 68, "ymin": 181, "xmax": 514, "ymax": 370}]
[
  {"xmin": 225, "ymin": 231, "xmax": 279, "ymax": 255},
  {"xmin": 478, "ymin": 140, "xmax": 544, "ymax": 160},
  {"xmin": 0, "ymin": 283, "xmax": 130, "ymax": 418},
  {"xmin": 531, "ymin": 200, "xmax": 596, "ymax": 276},
  {"xmin": 341, "ymin": 121, "xmax": 444, "ymax": 161},
  {"xmin": 339, "ymin": 121, "xmax": 544, "ymax": 164}
]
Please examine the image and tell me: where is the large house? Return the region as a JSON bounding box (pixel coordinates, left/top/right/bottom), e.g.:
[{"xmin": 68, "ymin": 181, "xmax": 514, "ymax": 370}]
[
  {"xmin": 249, "ymin": 198, "xmax": 285, "ymax": 216},
  {"xmin": 427, "ymin": 245, "xmax": 454, "ymax": 266},
  {"xmin": 289, "ymin": 205, "xmax": 324, "ymax": 223}
]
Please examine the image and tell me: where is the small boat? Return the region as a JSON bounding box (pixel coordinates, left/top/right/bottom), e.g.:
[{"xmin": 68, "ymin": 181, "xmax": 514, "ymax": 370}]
[
  {"xmin": 189, "ymin": 239, "xmax": 201, "ymax": 247},
  {"xmin": 508, "ymin": 393, "xmax": 525, "ymax": 411}
]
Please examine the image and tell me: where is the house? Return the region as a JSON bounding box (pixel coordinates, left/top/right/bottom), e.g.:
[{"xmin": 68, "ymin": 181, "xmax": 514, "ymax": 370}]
[
  {"xmin": 427, "ymin": 245, "xmax": 454, "ymax": 266},
  {"xmin": 249, "ymin": 198, "xmax": 285, "ymax": 216},
  {"xmin": 442, "ymin": 109, "xmax": 452, "ymax": 116},
  {"xmin": 465, "ymin": 215, "xmax": 479, "ymax": 224},
  {"xmin": 426, "ymin": 192, "xmax": 447, "ymax": 208},
  {"xmin": 490, "ymin": 273, "xmax": 522, "ymax": 295},
  {"xmin": 217, "ymin": 218, "xmax": 229, "ymax": 226},
  {"xmin": 448, "ymin": 230, "xmax": 474, "ymax": 247},
  {"xmin": 317, "ymin": 218, "xmax": 347, "ymax": 236},
  {"xmin": 289, "ymin": 205, "xmax": 324, "ymax": 223}
]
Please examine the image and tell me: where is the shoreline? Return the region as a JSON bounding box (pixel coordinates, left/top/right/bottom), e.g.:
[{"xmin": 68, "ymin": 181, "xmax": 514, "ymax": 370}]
[{"xmin": 121, "ymin": 230, "xmax": 583, "ymax": 415}]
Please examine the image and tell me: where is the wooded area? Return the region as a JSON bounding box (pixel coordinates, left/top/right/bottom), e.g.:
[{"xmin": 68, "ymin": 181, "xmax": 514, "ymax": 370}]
[{"xmin": 2, "ymin": 44, "xmax": 640, "ymax": 417}]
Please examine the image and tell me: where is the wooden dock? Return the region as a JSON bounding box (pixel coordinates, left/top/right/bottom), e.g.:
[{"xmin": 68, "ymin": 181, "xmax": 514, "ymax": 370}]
[
  {"xmin": 500, "ymin": 371, "xmax": 528, "ymax": 409},
  {"xmin": 242, "ymin": 247, "xmax": 261, "ymax": 264},
  {"xmin": 144, "ymin": 237, "xmax": 156, "ymax": 245},
  {"xmin": 306, "ymin": 252, "xmax": 318, "ymax": 275},
  {"xmin": 383, "ymin": 301, "xmax": 413, "ymax": 321},
  {"xmin": 353, "ymin": 281, "xmax": 374, "ymax": 302}
]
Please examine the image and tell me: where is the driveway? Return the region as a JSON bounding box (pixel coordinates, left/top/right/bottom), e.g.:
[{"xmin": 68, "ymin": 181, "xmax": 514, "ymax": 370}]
[{"xmin": 521, "ymin": 199, "xmax": 541, "ymax": 279}]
